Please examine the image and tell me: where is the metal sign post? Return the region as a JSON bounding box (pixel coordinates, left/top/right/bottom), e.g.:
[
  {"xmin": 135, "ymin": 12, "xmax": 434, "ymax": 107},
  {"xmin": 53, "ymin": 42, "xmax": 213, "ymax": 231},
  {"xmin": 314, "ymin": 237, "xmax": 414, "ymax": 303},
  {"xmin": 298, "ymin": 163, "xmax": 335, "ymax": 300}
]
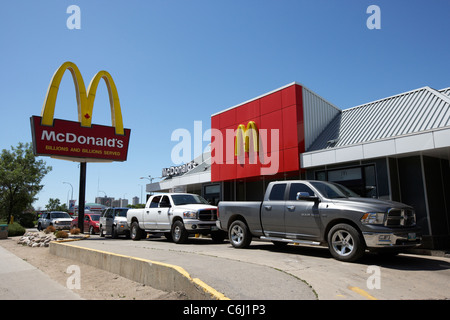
[{"xmin": 77, "ymin": 162, "xmax": 87, "ymax": 233}]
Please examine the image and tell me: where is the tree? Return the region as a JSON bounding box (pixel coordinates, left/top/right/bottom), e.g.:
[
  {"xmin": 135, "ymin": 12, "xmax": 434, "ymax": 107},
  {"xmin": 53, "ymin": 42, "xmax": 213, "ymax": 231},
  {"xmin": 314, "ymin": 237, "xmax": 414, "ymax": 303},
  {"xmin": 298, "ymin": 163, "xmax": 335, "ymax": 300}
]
[
  {"xmin": 45, "ymin": 198, "xmax": 68, "ymax": 212},
  {"xmin": 0, "ymin": 142, "xmax": 51, "ymax": 223}
]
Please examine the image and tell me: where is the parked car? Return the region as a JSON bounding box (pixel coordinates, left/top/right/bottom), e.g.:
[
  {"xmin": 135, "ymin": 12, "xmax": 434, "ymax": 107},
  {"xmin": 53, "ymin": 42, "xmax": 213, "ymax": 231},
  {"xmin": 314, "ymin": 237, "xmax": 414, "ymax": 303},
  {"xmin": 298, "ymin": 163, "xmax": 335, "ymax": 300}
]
[
  {"xmin": 217, "ymin": 180, "xmax": 422, "ymax": 262},
  {"xmin": 37, "ymin": 211, "xmax": 73, "ymax": 231},
  {"xmin": 127, "ymin": 193, "xmax": 223, "ymax": 243},
  {"xmin": 71, "ymin": 213, "xmax": 101, "ymax": 234},
  {"xmin": 99, "ymin": 207, "xmax": 130, "ymax": 238}
]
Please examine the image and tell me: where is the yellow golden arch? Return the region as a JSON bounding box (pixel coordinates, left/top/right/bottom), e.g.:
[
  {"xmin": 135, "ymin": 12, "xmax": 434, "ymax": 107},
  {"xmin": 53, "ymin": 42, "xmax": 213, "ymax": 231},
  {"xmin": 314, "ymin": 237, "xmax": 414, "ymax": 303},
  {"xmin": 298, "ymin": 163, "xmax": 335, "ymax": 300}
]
[
  {"xmin": 235, "ymin": 121, "xmax": 259, "ymax": 156},
  {"xmin": 41, "ymin": 61, "xmax": 124, "ymax": 135}
]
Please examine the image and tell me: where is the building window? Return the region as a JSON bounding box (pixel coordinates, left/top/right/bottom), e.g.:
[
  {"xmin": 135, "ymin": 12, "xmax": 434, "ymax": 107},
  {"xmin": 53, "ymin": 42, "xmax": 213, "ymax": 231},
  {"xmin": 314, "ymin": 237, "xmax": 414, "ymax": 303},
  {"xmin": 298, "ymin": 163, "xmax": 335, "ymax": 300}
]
[{"xmin": 316, "ymin": 165, "xmax": 378, "ymax": 198}]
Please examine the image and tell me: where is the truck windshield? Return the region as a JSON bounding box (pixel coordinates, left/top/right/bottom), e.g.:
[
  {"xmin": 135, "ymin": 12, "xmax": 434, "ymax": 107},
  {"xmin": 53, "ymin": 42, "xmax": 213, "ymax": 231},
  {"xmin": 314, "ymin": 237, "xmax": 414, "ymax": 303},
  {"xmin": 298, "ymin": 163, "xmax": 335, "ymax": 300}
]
[
  {"xmin": 171, "ymin": 194, "xmax": 210, "ymax": 206},
  {"xmin": 115, "ymin": 209, "xmax": 129, "ymax": 217},
  {"xmin": 50, "ymin": 212, "xmax": 71, "ymax": 219},
  {"xmin": 310, "ymin": 181, "xmax": 360, "ymax": 199}
]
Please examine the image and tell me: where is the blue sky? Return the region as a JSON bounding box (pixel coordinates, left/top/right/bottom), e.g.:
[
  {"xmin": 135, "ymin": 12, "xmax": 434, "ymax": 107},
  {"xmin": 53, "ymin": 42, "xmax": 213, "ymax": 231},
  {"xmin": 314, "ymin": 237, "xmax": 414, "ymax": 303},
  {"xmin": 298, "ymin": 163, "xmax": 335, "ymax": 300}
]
[{"xmin": 1, "ymin": 0, "xmax": 449, "ymax": 209}]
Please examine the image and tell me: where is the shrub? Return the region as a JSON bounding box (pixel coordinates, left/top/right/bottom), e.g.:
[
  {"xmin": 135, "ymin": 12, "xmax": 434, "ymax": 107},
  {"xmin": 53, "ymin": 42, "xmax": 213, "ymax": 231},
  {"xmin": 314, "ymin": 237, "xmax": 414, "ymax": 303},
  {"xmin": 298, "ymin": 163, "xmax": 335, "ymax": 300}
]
[
  {"xmin": 55, "ymin": 230, "xmax": 68, "ymax": 238},
  {"xmin": 15, "ymin": 212, "xmax": 36, "ymax": 228},
  {"xmin": 44, "ymin": 225, "xmax": 56, "ymax": 234},
  {"xmin": 70, "ymin": 228, "xmax": 80, "ymax": 235},
  {"xmin": 7, "ymin": 222, "xmax": 26, "ymax": 237}
]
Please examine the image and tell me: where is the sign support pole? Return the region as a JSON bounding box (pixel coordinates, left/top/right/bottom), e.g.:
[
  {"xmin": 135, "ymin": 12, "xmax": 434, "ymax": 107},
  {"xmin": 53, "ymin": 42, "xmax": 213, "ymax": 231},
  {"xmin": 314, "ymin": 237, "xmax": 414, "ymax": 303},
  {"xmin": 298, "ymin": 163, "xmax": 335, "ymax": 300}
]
[{"xmin": 78, "ymin": 162, "xmax": 87, "ymax": 233}]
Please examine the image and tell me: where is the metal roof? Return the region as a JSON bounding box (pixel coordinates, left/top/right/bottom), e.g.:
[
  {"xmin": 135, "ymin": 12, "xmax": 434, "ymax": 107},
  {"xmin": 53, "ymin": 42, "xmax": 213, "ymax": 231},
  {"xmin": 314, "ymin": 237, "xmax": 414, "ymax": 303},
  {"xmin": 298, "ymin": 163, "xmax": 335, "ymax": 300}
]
[{"xmin": 307, "ymin": 86, "xmax": 450, "ymax": 152}]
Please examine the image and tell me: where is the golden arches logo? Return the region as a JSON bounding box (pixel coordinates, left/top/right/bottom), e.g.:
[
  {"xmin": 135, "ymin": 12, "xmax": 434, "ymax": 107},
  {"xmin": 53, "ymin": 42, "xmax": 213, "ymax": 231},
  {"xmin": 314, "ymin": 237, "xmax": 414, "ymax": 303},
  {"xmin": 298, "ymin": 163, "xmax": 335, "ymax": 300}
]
[
  {"xmin": 41, "ymin": 61, "xmax": 124, "ymax": 135},
  {"xmin": 235, "ymin": 121, "xmax": 259, "ymax": 156}
]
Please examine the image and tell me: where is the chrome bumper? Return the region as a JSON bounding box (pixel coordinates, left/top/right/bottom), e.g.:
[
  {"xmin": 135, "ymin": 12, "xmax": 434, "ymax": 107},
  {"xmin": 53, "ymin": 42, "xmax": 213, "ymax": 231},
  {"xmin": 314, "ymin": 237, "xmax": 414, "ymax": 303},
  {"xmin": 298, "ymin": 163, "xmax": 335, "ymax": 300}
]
[
  {"xmin": 363, "ymin": 231, "xmax": 422, "ymax": 248},
  {"xmin": 184, "ymin": 220, "xmax": 217, "ymax": 232}
]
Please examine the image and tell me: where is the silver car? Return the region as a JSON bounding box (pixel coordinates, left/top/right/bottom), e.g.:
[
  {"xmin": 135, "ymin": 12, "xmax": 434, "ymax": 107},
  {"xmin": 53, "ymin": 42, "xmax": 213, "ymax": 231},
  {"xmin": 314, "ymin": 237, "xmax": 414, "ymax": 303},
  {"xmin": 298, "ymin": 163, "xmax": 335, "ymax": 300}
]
[
  {"xmin": 99, "ymin": 207, "xmax": 130, "ymax": 238},
  {"xmin": 37, "ymin": 211, "xmax": 73, "ymax": 231}
]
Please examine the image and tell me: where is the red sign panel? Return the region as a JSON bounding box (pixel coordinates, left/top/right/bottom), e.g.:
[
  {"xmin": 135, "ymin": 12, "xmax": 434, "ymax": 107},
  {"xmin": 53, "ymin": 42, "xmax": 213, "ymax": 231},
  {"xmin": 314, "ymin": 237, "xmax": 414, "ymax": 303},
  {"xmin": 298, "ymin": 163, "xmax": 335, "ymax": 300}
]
[
  {"xmin": 30, "ymin": 116, "xmax": 131, "ymax": 162},
  {"xmin": 210, "ymin": 83, "xmax": 304, "ymax": 182}
]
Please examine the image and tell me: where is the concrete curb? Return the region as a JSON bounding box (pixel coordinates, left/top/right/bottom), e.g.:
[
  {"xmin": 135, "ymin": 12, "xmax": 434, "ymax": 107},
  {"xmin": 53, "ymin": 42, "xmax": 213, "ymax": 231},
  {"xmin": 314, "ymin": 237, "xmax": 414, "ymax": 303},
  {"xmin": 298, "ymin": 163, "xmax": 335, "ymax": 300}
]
[{"xmin": 49, "ymin": 241, "xmax": 229, "ymax": 300}]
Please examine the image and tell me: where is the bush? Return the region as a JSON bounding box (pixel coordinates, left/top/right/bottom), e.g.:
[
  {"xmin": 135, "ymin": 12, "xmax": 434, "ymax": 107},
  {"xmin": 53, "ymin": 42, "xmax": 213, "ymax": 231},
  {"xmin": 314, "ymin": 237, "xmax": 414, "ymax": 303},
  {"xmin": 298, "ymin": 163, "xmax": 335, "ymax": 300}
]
[
  {"xmin": 7, "ymin": 222, "xmax": 26, "ymax": 237},
  {"xmin": 55, "ymin": 230, "xmax": 68, "ymax": 238},
  {"xmin": 44, "ymin": 225, "xmax": 56, "ymax": 234},
  {"xmin": 15, "ymin": 212, "xmax": 36, "ymax": 228},
  {"xmin": 70, "ymin": 228, "xmax": 80, "ymax": 235}
]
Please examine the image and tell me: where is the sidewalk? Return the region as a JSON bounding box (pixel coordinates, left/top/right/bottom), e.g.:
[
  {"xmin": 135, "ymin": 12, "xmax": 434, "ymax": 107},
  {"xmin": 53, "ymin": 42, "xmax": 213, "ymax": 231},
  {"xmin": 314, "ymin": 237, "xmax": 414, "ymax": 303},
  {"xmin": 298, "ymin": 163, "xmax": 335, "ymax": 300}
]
[{"xmin": 0, "ymin": 245, "xmax": 82, "ymax": 300}]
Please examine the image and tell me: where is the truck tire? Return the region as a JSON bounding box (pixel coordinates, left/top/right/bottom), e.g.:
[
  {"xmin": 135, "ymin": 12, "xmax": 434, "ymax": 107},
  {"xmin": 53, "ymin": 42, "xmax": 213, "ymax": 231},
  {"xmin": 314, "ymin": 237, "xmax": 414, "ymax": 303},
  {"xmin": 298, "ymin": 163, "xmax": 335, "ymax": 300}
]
[
  {"xmin": 172, "ymin": 220, "xmax": 189, "ymax": 244},
  {"xmin": 130, "ymin": 221, "xmax": 143, "ymax": 241},
  {"xmin": 327, "ymin": 223, "xmax": 365, "ymax": 262},
  {"xmin": 229, "ymin": 220, "xmax": 252, "ymax": 248}
]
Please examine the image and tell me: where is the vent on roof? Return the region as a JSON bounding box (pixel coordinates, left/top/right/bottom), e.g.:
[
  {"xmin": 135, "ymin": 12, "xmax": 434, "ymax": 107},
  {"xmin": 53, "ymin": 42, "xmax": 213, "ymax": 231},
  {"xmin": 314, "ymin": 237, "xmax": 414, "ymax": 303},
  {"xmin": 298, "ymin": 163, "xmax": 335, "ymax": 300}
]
[{"xmin": 326, "ymin": 139, "xmax": 338, "ymax": 147}]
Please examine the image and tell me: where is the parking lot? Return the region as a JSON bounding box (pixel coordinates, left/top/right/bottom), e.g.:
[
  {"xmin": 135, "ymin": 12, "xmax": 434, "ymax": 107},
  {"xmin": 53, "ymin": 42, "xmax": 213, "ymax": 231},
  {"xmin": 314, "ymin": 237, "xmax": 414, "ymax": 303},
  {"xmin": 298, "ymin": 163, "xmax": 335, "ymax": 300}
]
[{"xmin": 69, "ymin": 234, "xmax": 450, "ymax": 300}]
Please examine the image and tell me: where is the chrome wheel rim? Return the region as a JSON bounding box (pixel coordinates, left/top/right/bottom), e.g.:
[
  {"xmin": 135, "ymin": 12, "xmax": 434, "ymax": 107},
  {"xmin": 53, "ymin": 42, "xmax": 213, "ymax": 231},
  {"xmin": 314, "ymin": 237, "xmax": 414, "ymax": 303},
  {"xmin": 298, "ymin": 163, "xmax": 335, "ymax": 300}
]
[
  {"xmin": 173, "ymin": 225, "xmax": 181, "ymax": 241},
  {"xmin": 331, "ymin": 230, "xmax": 354, "ymax": 257},
  {"xmin": 230, "ymin": 225, "xmax": 244, "ymax": 245}
]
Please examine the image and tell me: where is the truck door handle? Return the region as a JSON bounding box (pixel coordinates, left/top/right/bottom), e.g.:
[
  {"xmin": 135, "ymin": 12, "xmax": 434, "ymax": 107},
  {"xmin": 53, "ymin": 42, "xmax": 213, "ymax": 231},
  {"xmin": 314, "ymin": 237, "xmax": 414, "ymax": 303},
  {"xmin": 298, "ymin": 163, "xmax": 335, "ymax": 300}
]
[
  {"xmin": 286, "ymin": 206, "xmax": 295, "ymax": 211},
  {"xmin": 158, "ymin": 210, "xmax": 161, "ymax": 214},
  {"xmin": 264, "ymin": 205, "xmax": 272, "ymax": 211}
]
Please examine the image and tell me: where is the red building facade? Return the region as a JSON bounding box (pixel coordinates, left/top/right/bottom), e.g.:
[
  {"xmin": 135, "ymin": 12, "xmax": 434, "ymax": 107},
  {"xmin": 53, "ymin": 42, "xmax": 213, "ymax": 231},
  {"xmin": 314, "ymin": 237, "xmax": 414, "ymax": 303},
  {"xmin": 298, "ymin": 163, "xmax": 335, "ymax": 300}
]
[{"xmin": 211, "ymin": 83, "xmax": 312, "ymax": 182}]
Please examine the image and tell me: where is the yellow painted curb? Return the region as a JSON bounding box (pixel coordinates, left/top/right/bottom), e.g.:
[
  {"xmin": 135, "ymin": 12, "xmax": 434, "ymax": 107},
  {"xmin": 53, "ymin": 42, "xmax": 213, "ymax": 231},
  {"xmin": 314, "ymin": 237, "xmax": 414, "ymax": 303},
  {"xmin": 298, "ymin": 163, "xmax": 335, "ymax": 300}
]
[{"xmin": 51, "ymin": 241, "xmax": 230, "ymax": 300}]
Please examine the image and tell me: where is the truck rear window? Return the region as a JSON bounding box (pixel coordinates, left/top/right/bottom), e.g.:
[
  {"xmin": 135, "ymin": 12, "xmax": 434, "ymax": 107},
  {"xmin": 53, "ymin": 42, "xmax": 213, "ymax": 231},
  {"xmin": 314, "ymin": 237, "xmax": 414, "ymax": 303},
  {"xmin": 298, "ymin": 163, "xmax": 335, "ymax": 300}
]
[{"xmin": 269, "ymin": 183, "xmax": 286, "ymax": 200}]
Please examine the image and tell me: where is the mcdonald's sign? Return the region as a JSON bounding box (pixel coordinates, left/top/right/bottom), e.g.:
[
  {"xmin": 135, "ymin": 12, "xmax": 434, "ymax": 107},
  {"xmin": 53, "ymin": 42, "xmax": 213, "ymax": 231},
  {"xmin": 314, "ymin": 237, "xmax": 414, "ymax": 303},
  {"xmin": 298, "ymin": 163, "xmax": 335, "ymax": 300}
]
[
  {"xmin": 30, "ymin": 62, "xmax": 131, "ymax": 162},
  {"xmin": 234, "ymin": 121, "xmax": 259, "ymax": 156}
]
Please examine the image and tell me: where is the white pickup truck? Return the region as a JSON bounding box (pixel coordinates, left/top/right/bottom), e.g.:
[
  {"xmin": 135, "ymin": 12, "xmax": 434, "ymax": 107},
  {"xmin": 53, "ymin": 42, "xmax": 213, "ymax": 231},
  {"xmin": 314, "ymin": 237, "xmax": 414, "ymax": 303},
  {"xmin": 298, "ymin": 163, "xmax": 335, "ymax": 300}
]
[{"xmin": 127, "ymin": 193, "xmax": 225, "ymax": 244}]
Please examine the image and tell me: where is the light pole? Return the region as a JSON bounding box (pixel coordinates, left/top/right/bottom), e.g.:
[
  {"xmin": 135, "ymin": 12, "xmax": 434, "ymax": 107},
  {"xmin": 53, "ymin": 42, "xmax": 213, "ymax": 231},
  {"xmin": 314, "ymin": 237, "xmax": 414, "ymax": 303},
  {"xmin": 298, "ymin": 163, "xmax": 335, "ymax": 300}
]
[{"xmin": 63, "ymin": 182, "xmax": 73, "ymax": 210}]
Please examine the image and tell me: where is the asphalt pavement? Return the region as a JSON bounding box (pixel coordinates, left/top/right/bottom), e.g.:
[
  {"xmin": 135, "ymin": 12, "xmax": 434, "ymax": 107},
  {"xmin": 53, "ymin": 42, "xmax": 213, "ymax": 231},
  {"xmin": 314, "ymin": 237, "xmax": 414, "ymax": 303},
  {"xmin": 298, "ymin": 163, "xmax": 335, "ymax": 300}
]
[
  {"xmin": 64, "ymin": 237, "xmax": 318, "ymax": 300},
  {"xmin": 0, "ymin": 245, "xmax": 82, "ymax": 300}
]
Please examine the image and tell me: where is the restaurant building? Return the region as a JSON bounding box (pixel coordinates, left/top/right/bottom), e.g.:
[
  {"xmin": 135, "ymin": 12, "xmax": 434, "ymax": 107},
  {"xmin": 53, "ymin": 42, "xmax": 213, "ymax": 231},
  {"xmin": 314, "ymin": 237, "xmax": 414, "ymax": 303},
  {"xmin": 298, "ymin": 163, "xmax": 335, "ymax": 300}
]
[{"xmin": 147, "ymin": 83, "xmax": 450, "ymax": 249}]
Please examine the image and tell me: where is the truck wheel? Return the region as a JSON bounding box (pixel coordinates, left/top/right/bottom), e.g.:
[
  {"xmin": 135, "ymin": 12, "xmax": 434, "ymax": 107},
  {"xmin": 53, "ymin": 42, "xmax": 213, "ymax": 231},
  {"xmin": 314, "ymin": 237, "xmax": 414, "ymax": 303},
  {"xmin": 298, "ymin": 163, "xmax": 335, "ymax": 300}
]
[
  {"xmin": 229, "ymin": 220, "xmax": 252, "ymax": 248},
  {"xmin": 130, "ymin": 221, "xmax": 143, "ymax": 241},
  {"xmin": 328, "ymin": 224, "xmax": 365, "ymax": 262},
  {"xmin": 172, "ymin": 220, "xmax": 188, "ymax": 244}
]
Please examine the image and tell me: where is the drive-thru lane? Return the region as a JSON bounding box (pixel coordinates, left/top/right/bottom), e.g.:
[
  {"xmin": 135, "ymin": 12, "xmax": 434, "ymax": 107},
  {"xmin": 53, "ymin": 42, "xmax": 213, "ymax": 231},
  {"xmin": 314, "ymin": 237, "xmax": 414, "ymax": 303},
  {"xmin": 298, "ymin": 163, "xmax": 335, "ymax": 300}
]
[{"xmin": 70, "ymin": 235, "xmax": 450, "ymax": 300}]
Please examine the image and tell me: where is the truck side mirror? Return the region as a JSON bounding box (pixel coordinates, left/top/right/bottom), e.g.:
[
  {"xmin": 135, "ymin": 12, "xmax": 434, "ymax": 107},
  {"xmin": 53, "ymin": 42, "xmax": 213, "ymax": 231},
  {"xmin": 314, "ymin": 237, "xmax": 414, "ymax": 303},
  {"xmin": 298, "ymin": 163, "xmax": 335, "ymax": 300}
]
[{"xmin": 296, "ymin": 192, "xmax": 319, "ymax": 202}]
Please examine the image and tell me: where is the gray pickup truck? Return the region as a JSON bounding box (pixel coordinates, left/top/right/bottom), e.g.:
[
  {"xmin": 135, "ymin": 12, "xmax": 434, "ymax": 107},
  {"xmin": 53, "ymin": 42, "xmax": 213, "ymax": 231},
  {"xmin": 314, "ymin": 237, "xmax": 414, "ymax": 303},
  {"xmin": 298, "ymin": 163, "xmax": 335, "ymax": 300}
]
[{"xmin": 217, "ymin": 180, "xmax": 422, "ymax": 262}]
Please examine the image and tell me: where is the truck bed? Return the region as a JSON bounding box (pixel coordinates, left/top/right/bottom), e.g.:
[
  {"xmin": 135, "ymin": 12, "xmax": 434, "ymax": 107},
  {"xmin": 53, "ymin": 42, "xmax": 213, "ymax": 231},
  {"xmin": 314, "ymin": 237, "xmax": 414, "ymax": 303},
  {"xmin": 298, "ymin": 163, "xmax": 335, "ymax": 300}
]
[{"xmin": 218, "ymin": 201, "xmax": 263, "ymax": 236}]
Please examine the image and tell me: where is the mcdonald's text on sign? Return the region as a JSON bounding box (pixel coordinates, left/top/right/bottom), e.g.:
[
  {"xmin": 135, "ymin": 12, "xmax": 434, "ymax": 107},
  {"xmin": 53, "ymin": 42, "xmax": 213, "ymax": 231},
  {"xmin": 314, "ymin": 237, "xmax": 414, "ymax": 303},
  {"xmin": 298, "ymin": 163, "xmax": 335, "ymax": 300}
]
[
  {"xmin": 30, "ymin": 62, "xmax": 131, "ymax": 162},
  {"xmin": 31, "ymin": 116, "xmax": 130, "ymax": 162}
]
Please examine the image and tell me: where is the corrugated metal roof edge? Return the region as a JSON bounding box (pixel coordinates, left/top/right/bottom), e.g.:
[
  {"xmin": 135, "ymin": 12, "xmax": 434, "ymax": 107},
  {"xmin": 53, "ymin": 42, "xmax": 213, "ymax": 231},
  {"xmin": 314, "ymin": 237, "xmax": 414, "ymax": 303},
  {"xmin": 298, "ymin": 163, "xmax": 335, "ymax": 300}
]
[
  {"xmin": 211, "ymin": 82, "xmax": 341, "ymax": 117},
  {"xmin": 304, "ymin": 85, "xmax": 450, "ymax": 152},
  {"xmin": 342, "ymin": 86, "xmax": 450, "ymax": 113},
  {"xmin": 301, "ymin": 124, "xmax": 450, "ymax": 157}
]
